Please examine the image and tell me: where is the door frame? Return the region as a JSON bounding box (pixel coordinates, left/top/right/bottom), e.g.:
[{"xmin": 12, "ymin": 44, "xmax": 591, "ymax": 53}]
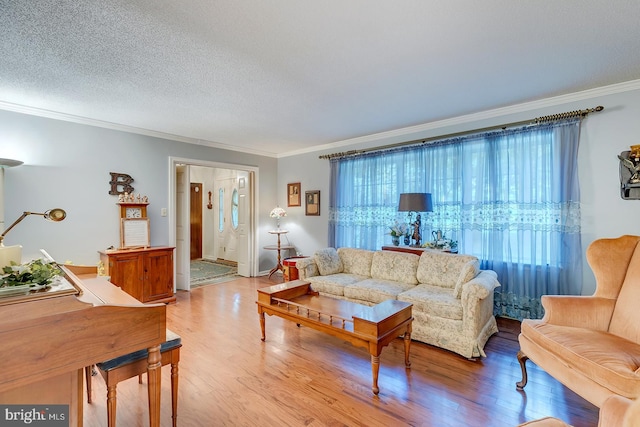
[{"xmin": 168, "ymin": 157, "xmax": 258, "ymax": 290}]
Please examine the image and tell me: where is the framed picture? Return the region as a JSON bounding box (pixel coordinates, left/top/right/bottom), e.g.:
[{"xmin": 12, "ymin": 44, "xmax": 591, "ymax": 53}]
[
  {"xmin": 120, "ymin": 218, "xmax": 150, "ymax": 249},
  {"xmin": 305, "ymin": 190, "xmax": 320, "ymax": 216},
  {"xmin": 287, "ymin": 182, "xmax": 301, "ymax": 207}
]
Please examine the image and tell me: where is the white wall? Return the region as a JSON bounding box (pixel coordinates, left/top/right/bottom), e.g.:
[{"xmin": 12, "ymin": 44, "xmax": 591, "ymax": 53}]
[
  {"xmin": 277, "ymin": 81, "xmax": 640, "ymax": 295},
  {"xmin": 0, "ymin": 109, "xmax": 279, "ymax": 272}
]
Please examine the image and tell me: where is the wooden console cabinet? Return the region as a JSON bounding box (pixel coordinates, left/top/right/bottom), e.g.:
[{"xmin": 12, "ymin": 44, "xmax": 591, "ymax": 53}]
[
  {"xmin": 382, "ymin": 245, "xmax": 458, "ymax": 255},
  {"xmin": 99, "ymin": 246, "xmax": 175, "ymax": 304}
]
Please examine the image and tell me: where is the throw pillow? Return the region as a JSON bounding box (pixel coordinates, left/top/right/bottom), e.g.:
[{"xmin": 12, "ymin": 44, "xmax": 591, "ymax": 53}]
[
  {"xmin": 314, "ymin": 248, "xmax": 344, "ymax": 276},
  {"xmin": 453, "ymin": 259, "xmax": 480, "ymax": 298}
]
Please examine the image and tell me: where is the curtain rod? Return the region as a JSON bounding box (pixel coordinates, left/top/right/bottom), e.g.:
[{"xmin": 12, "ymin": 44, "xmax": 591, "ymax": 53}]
[{"xmin": 319, "ymin": 105, "xmax": 604, "ymax": 160}]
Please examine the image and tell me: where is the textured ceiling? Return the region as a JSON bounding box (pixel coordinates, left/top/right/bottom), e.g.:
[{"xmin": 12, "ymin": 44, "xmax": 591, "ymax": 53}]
[{"xmin": 2, "ymin": 1, "xmax": 640, "ymax": 157}]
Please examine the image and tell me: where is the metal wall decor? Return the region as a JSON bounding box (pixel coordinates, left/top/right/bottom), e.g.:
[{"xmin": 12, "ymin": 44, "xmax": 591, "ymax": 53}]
[
  {"xmin": 109, "ymin": 172, "xmax": 134, "ymax": 195},
  {"xmin": 618, "ymin": 145, "xmax": 640, "ymax": 199}
]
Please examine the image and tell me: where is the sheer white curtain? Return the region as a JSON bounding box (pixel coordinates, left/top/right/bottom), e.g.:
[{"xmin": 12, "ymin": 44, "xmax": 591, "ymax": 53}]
[{"xmin": 329, "ymin": 119, "xmax": 582, "ymax": 320}]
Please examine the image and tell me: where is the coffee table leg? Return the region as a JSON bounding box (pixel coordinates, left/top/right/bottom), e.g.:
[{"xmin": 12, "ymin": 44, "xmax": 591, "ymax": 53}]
[
  {"xmin": 404, "ymin": 322, "xmax": 412, "ymax": 367},
  {"xmin": 371, "ymin": 355, "xmax": 380, "ymax": 395},
  {"xmin": 259, "ymin": 311, "xmax": 266, "ymax": 341}
]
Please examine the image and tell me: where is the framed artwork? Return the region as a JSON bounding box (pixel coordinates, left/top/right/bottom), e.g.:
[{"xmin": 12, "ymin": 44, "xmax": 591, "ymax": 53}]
[
  {"xmin": 120, "ymin": 218, "xmax": 150, "ymax": 249},
  {"xmin": 305, "ymin": 190, "xmax": 320, "ymax": 216},
  {"xmin": 287, "ymin": 182, "xmax": 301, "ymax": 207}
]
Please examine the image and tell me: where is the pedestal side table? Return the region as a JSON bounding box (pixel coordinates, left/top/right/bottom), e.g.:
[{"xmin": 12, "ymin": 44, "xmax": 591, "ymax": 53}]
[{"xmin": 265, "ymin": 230, "xmax": 294, "ymax": 278}]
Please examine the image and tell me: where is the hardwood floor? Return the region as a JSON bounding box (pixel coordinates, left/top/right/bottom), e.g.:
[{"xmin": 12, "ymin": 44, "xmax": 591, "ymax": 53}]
[{"xmin": 83, "ymin": 275, "xmax": 599, "ymax": 427}]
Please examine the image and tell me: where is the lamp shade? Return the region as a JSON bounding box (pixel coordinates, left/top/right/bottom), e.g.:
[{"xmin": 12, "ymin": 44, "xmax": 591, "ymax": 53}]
[
  {"xmin": 398, "ymin": 193, "xmax": 433, "ymax": 212},
  {"xmin": 0, "ymin": 158, "xmax": 23, "ymax": 168}
]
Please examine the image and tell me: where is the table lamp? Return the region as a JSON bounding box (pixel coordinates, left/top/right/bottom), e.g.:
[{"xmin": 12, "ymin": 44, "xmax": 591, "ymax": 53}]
[{"xmin": 398, "ymin": 193, "xmax": 432, "ymax": 246}]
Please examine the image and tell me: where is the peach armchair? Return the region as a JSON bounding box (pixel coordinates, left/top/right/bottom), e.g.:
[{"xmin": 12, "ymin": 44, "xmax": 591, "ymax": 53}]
[
  {"xmin": 517, "ymin": 394, "xmax": 640, "ymax": 427},
  {"xmin": 516, "ymin": 235, "xmax": 640, "ymax": 408}
]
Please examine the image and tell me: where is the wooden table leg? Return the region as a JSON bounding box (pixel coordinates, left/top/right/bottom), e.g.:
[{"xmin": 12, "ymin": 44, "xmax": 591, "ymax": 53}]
[
  {"xmin": 404, "ymin": 322, "xmax": 412, "ymax": 368},
  {"xmin": 268, "ymin": 265, "xmax": 280, "ymax": 279},
  {"xmin": 85, "ymin": 366, "xmax": 93, "ymax": 403},
  {"xmin": 170, "ymin": 356, "xmax": 179, "ymax": 427},
  {"xmin": 106, "ymin": 385, "xmax": 116, "ymax": 427},
  {"xmin": 259, "ymin": 310, "xmax": 266, "ymax": 341},
  {"xmin": 371, "ymin": 355, "xmax": 380, "ymax": 395},
  {"xmin": 146, "ymin": 344, "xmax": 162, "ymax": 427}
]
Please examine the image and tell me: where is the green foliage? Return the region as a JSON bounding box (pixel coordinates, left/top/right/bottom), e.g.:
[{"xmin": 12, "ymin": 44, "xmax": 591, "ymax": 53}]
[{"xmin": 1, "ymin": 259, "xmax": 62, "ymax": 288}]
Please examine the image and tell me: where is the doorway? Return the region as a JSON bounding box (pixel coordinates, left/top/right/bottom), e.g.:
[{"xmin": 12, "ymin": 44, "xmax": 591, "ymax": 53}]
[{"xmin": 169, "ymin": 157, "xmax": 258, "ymax": 291}]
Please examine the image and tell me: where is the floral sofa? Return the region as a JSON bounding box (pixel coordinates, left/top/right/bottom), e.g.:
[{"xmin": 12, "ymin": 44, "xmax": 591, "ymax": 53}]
[{"xmin": 295, "ymin": 247, "xmax": 500, "ymax": 359}]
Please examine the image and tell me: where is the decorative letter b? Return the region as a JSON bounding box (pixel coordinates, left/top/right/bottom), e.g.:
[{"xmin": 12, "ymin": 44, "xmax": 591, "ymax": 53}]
[{"xmin": 109, "ymin": 172, "xmax": 135, "ymax": 195}]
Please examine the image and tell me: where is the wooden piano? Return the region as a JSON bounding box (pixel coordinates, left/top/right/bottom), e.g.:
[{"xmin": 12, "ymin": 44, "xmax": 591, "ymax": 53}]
[{"xmin": 0, "ymin": 263, "xmax": 167, "ymax": 427}]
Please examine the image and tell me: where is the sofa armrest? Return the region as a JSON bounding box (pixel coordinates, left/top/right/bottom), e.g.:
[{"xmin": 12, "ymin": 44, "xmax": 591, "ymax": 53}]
[
  {"xmin": 460, "ymin": 271, "xmax": 500, "ymax": 350},
  {"xmin": 540, "ymin": 295, "xmax": 616, "ymax": 331},
  {"xmin": 461, "ymin": 270, "xmax": 500, "ymax": 301},
  {"xmin": 296, "ymin": 257, "xmax": 319, "ymax": 279}
]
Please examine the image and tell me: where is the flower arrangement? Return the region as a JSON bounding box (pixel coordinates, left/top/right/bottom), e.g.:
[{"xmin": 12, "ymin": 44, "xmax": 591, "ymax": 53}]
[
  {"xmin": 388, "ymin": 221, "xmax": 408, "ymax": 237},
  {"xmin": 423, "ymin": 238, "xmax": 458, "ymax": 251},
  {"xmin": 1, "ymin": 259, "xmax": 62, "ymax": 288},
  {"xmin": 269, "ymin": 207, "xmax": 287, "ymax": 219},
  {"xmin": 270, "ymin": 206, "xmax": 287, "ymax": 229}
]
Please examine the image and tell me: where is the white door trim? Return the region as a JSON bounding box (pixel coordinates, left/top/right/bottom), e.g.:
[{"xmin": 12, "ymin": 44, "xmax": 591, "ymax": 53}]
[{"xmin": 168, "ymin": 157, "xmax": 258, "ymax": 290}]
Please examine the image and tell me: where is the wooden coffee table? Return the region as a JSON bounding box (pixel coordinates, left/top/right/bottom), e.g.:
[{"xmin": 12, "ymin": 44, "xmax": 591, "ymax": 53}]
[{"xmin": 256, "ymin": 280, "xmax": 413, "ymax": 394}]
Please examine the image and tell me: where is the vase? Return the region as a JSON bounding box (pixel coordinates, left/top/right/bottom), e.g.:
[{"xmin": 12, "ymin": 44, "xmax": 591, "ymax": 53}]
[
  {"xmin": 392, "ymin": 236, "xmax": 400, "ymax": 246},
  {"xmin": 404, "ymin": 234, "xmax": 411, "ymax": 245}
]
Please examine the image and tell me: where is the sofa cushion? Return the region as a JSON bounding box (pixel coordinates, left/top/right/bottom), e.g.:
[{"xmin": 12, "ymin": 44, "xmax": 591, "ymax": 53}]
[
  {"xmin": 314, "ymin": 247, "xmax": 343, "ymax": 276},
  {"xmin": 609, "ymin": 245, "xmax": 640, "ymax": 344},
  {"xmin": 337, "ymin": 248, "xmax": 373, "ymax": 276},
  {"xmin": 308, "ymin": 273, "xmax": 366, "ymax": 297},
  {"xmin": 521, "ymin": 321, "xmax": 640, "ymax": 398},
  {"xmin": 370, "ymin": 251, "xmax": 419, "ymax": 285},
  {"xmin": 343, "ymin": 278, "xmax": 415, "ymax": 304},
  {"xmin": 417, "ymin": 250, "xmax": 479, "ymax": 297},
  {"xmin": 398, "ymin": 284, "xmax": 463, "ymax": 320}
]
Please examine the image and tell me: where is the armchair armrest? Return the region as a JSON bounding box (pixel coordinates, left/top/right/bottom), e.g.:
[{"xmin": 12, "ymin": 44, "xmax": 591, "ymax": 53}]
[
  {"xmin": 598, "ymin": 395, "xmax": 634, "ymax": 427},
  {"xmin": 296, "ymin": 257, "xmax": 319, "ymax": 279},
  {"xmin": 540, "ymin": 295, "xmax": 616, "ymax": 331}
]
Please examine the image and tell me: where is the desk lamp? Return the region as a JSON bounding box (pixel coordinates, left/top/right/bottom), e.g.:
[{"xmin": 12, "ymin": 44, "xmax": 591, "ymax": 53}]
[{"xmin": 0, "ymin": 209, "xmax": 67, "ymax": 267}]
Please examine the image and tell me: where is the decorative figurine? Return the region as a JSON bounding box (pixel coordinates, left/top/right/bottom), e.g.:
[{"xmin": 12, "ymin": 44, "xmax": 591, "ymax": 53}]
[{"xmin": 411, "ymin": 214, "xmax": 422, "ymax": 246}]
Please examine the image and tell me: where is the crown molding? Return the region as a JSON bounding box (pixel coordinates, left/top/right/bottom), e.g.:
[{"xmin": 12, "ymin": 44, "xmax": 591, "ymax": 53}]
[
  {"xmin": 0, "ymin": 101, "xmax": 279, "ymax": 158},
  {"xmin": 280, "ymin": 78, "xmax": 640, "ymax": 158},
  {"xmin": 2, "ymin": 78, "xmax": 640, "ymax": 160}
]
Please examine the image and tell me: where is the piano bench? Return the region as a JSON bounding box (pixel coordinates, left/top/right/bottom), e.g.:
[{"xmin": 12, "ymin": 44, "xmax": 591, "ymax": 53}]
[{"xmin": 85, "ymin": 329, "xmax": 181, "ymax": 427}]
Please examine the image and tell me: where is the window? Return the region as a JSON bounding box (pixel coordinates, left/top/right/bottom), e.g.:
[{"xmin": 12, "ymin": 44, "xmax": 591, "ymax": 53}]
[
  {"xmin": 231, "ymin": 189, "xmax": 239, "ymax": 229},
  {"xmin": 328, "ymin": 119, "xmax": 583, "ymax": 320},
  {"xmin": 218, "ymin": 188, "xmax": 224, "ymax": 231}
]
